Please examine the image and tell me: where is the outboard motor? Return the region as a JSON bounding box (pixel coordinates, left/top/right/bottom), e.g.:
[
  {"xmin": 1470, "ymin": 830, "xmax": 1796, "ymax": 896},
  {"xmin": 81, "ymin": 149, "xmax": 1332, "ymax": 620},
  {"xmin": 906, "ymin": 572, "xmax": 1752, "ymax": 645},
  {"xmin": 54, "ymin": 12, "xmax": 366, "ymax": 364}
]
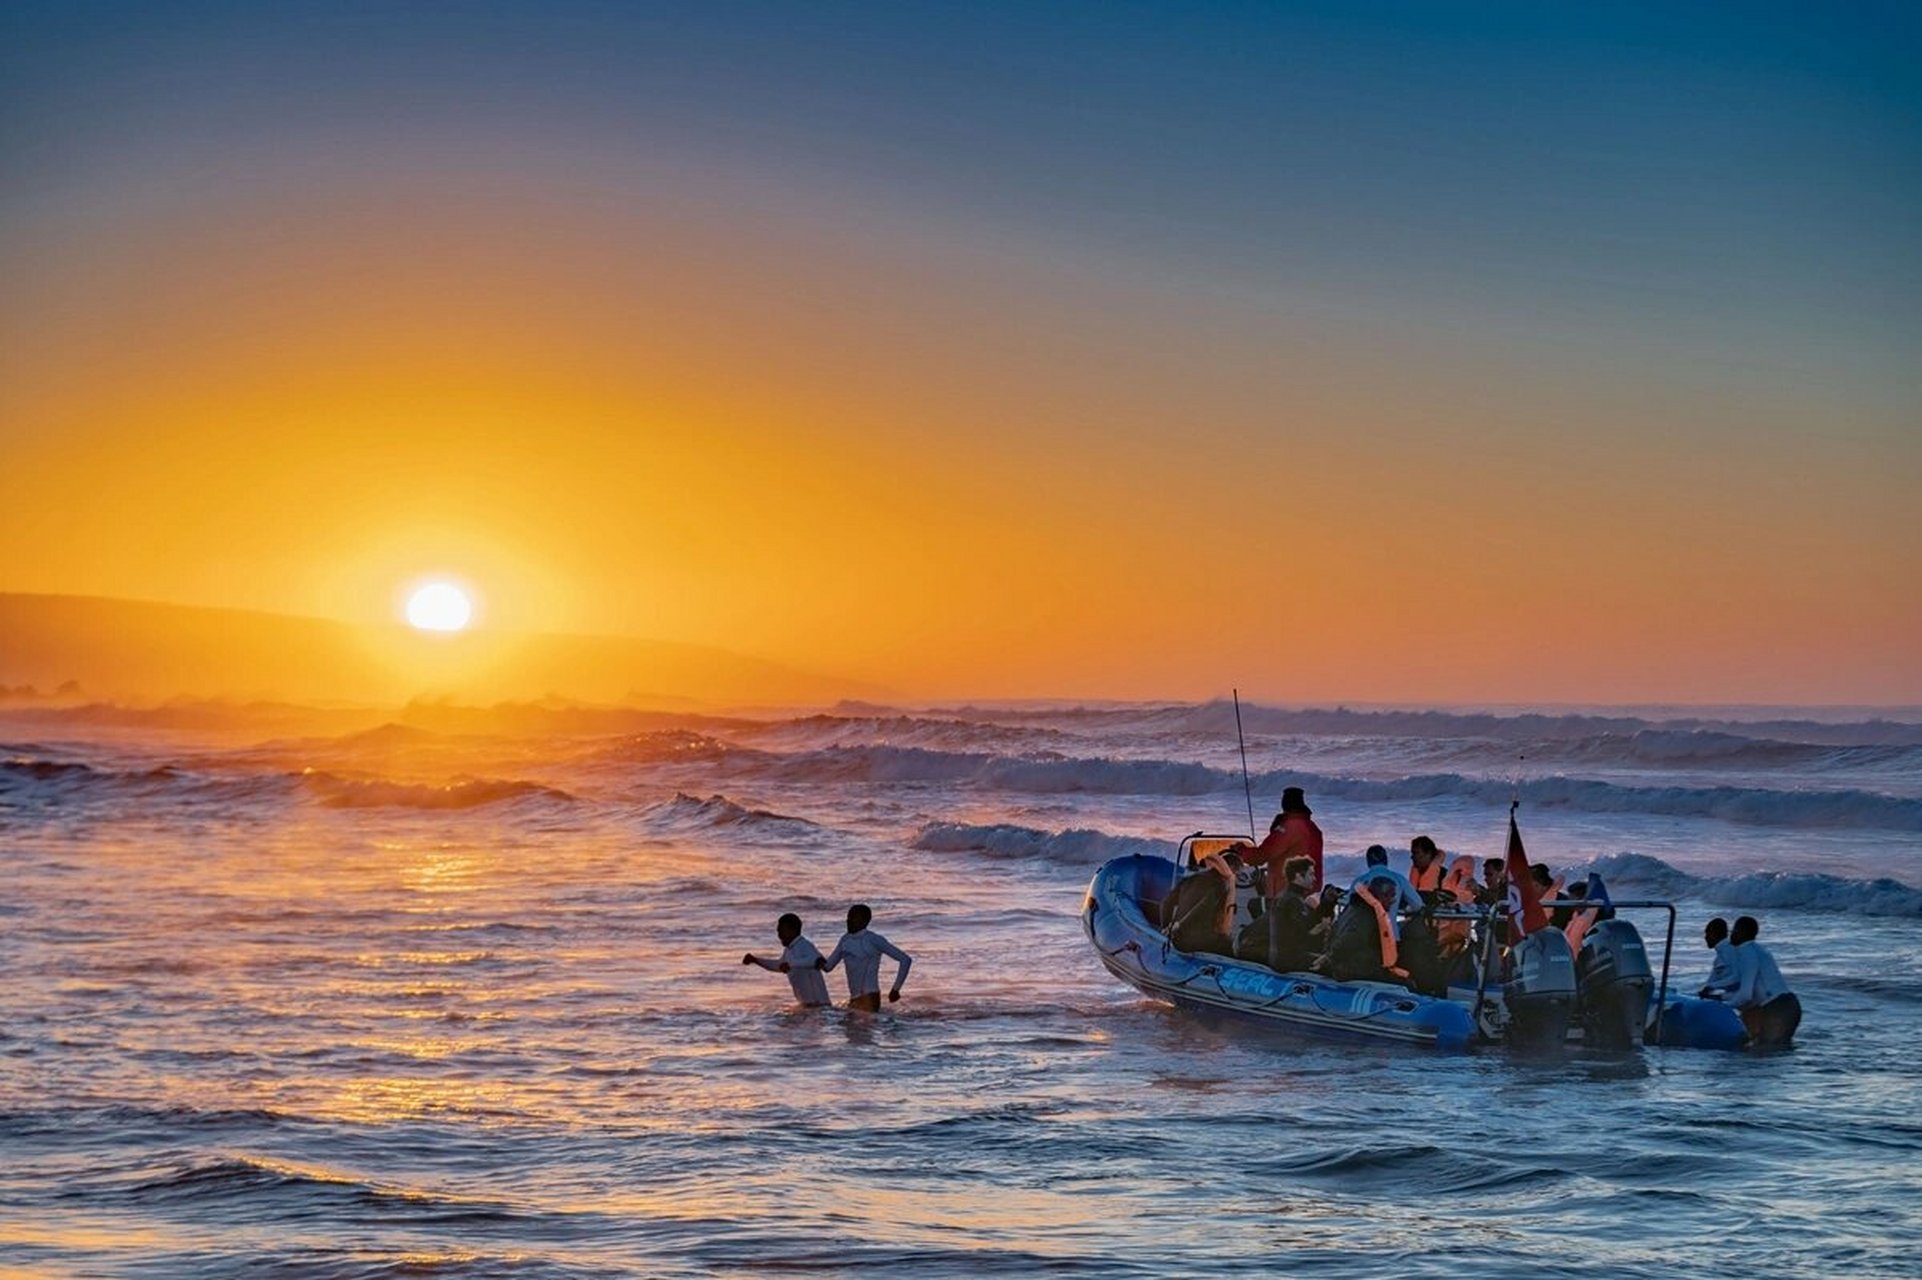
[
  {"xmin": 1575, "ymin": 918, "xmax": 1653, "ymax": 1050},
  {"xmin": 1504, "ymin": 928, "xmax": 1576, "ymax": 1049}
]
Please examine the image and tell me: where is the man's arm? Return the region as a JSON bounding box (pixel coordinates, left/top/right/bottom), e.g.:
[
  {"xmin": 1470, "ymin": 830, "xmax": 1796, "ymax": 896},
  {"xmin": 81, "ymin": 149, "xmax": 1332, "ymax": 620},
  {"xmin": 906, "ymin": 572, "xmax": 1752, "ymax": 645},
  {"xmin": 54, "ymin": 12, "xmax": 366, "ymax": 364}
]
[
  {"xmin": 743, "ymin": 953, "xmax": 782, "ymax": 971},
  {"xmin": 879, "ymin": 938, "xmax": 913, "ymax": 998},
  {"xmin": 818, "ymin": 942, "xmax": 845, "ymax": 973}
]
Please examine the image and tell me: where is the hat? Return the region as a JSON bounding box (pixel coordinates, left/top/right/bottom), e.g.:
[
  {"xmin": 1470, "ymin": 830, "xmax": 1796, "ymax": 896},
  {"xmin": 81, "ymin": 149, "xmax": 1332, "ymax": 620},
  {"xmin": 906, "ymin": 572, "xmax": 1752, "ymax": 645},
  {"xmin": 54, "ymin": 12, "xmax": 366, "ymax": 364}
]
[{"xmin": 1280, "ymin": 786, "xmax": 1309, "ymax": 814}]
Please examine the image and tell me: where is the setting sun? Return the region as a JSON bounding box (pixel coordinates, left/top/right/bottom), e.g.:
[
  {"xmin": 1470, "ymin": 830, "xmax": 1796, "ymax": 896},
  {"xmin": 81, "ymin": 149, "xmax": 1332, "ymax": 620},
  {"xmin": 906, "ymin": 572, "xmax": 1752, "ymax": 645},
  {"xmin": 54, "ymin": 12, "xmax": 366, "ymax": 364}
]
[{"xmin": 404, "ymin": 582, "xmax": 472, "ymax": 633}]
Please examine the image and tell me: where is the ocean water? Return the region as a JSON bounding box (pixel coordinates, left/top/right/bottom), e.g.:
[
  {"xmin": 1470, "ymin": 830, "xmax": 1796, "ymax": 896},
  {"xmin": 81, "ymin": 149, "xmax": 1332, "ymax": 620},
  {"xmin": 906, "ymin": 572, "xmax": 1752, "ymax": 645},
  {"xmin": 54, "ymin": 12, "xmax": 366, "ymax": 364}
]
[{"xmin": 3, "ymin": 701, "xmax": 1920, "ymax": 1278}]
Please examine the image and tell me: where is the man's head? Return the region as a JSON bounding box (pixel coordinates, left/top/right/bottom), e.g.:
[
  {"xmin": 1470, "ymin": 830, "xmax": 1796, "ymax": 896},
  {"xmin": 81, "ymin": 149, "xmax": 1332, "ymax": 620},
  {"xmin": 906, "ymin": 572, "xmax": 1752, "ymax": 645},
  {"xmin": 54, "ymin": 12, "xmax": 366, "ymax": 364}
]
[
  {"xmin": 1365, "ymin": 845, "xmax": 1389, "ymax": 868},
  {"xmin": 1410, "ymin": 835, "xmax": 1440, "ymax": 868},
  {"xmin": 847, "ymin": 903, "xmax": 873, "ymax": 933},
  {"xmin": 1483, "ymin": 858, "xmax": 1505, "ymax": 887},
  {"xmin": 1731, "ymin": 915, "xmax": 1760, "ymax": 945},
  {"xmin": 1280, "ymin": 786, "xmax": 1310, "ymax": 815},
  {"xmin": 1705, "ymin": 917, "xmax": 1729, "ymax": 948},
  {"xmin": 1367, "ymin": 874, "xmax": 1397, "ymax": 905},
  {"xmin": 1284, "ymin": 856, "xmax": 1314, "ymax": 891},
  {"xmin": 1530, "ymin": 863, "xmax": 1554, "ymax": 891},
  {"xmin": 776, "ymin": 913, "xmax": 802, "ymax": 945}
]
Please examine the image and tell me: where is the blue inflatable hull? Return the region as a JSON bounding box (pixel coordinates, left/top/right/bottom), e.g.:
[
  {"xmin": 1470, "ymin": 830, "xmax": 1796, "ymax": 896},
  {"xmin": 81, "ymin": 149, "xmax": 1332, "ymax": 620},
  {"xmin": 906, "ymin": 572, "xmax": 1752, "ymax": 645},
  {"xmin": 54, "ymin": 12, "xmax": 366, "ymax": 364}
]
[
  {"xmin": 1648, "ymin": 993, "xmax": 1750, "ymax": 1050},
  {"xmin": 1083, "ymin": 854, "xmax": 1751, "ymax": 1053},
  {"xmin": 1082, "ymin": 854, "xmax": 1479, "ymax": 1052}
]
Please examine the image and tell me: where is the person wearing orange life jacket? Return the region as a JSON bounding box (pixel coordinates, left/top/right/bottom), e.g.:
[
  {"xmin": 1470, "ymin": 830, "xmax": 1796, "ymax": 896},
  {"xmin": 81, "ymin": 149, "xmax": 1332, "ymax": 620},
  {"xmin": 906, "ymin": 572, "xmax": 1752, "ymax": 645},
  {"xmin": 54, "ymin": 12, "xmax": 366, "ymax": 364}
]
[
  {"xmin": 1408, "ymin": 835, "xmax": 1445, "ymax": 896},
  {"xmin": 1166, "ymin": 850, "xmax": 1240, "ymax": 957},
  {"xmin": 1236, "ymin": 786, "xmax": 1324, "ymax": 896},
  {"xmin": 1435, "ymin": 855, "xmax": 1479, "ymax": 955},
  {"xmin": 1322, "ymin": 874, "xmax": 1408, "ymax": 985},
  {"xmin": 1562, "ymin": 881, "xmax": 1601, "ymax": 952}
]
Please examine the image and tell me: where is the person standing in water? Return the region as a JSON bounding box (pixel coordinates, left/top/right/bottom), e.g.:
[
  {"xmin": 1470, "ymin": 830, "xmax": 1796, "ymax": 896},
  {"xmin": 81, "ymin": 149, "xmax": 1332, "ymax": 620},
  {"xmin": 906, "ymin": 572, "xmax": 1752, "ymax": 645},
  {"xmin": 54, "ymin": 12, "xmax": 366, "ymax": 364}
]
[
  {"xmin": 819, "ymin": 903, "xmax": 913, "ymax": 1012},
  {"xmin": 1699, "ymin": 917, "xmax": 1741, "ymax": 999},
  {"xmin": 742, "ymin": 912, "xmax": 831, "ymax": 1008},
  {"xmin": 1727, "ymin": 915, "xmax": 1801, "ymax": 1047}
]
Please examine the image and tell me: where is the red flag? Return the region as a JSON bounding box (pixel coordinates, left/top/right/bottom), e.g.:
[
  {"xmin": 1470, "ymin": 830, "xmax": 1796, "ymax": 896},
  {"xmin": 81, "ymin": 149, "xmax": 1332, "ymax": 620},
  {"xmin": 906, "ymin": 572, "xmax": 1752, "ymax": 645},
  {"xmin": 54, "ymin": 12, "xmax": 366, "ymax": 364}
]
[{"xmin": 1504, "ymin": 809, "xmax": 1548, "ymax": 937}]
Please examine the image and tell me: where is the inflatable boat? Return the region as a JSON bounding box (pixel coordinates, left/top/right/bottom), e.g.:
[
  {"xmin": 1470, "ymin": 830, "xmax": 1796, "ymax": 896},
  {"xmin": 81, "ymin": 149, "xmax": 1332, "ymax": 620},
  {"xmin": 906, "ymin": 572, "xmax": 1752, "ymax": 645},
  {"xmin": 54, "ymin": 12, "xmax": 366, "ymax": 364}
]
[{"xmin": 1082, "ymin": 842, "xmax": 1748, "ymax": 1054}]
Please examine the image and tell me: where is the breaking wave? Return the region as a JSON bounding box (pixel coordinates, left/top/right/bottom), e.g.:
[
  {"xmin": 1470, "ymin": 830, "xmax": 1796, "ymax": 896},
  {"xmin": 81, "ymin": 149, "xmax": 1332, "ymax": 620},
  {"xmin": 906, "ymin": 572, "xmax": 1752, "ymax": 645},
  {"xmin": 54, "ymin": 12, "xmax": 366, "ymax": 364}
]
[
  {"xmin": 912, "ymin": 822, "xmax": 1176, "ymax": 866},
  {"xmin": 747, "ymin": 746, "xmax": 1922, "ymax": 831},
  {"xmin": 740, "ymin": 713, "xmax": 1074, "ymax": 754},
  {"xmin": 1, "ymin": 755, "xmax": 572, "ymax": 812},
  {"xmin": 904, "ymin": 701, "xmax": 1922, "ymax": 748},
  {"xmin": 576, "ymin": 730, "xmax": 763, "ymax": 766},
  {"xmin": 1580, "ymin": 853, "xmax": 1922, "ymax": 918},
  {"xmin": 642, "ymin": 791, "xmax": 820, "ymax": 835},
  {"xmin": 1543, "ymin": 729, "xmax": 1922, "ymax": 773},
  {"xmin": 298, "ymin": 773, "xmax": 573, "ymax": 810}
]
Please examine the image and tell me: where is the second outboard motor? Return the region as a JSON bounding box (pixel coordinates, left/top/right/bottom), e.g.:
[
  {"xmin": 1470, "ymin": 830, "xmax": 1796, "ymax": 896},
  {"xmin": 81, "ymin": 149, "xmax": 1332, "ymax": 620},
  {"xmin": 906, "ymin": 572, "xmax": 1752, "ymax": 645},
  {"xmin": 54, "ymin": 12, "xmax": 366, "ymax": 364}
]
[
  {"xmin": 1505, "ymin": 928, "xmax": 1576, "ymax": 1049},
  {"xmin": 1575, "ymin": 918, "xmax": 1653, "ymax": 1050}
]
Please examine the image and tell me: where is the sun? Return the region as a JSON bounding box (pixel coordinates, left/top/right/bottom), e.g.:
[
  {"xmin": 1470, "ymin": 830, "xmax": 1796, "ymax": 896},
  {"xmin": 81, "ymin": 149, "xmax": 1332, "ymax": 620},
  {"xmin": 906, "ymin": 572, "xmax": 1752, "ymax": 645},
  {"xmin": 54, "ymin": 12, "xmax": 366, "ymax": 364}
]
[{"xmin": 405, "ymin": 582, "xmax": 473, "ymax": 632}]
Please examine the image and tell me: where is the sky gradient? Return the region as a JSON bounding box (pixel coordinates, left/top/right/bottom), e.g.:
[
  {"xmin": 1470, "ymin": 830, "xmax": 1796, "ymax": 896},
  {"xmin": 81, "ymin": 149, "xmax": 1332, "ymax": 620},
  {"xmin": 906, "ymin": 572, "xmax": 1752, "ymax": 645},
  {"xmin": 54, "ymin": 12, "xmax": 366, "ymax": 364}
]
[{"xmin": 3, "ymin": 2, "xmax": 1917, "ymax": 703}]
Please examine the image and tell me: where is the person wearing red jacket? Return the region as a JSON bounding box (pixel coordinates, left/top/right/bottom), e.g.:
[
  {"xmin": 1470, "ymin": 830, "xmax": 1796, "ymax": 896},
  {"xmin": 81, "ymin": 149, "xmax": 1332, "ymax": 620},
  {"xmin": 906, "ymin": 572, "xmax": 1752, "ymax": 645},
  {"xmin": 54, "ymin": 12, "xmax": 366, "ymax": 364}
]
[{"xmin": 1237, "ymin": 786, "xmax": 1324, "ymax": 896}]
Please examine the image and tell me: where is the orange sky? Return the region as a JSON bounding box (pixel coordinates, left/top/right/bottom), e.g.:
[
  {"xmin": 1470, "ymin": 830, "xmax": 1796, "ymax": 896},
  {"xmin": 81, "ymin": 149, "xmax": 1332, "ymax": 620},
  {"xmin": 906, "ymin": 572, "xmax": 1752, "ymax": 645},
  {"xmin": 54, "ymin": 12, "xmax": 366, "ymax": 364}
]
[{"xmin": 3, "ymin": 8, "xmax": 1918, "ymax": 705}]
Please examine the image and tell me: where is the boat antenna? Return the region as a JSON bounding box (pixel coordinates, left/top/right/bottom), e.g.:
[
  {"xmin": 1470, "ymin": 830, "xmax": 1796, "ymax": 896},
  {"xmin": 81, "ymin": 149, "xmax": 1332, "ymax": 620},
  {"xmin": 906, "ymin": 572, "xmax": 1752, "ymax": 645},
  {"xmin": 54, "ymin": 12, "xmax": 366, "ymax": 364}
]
[{"xmin": 1233, "ymin": 687, "xmax": 1257, "ymax": 841}]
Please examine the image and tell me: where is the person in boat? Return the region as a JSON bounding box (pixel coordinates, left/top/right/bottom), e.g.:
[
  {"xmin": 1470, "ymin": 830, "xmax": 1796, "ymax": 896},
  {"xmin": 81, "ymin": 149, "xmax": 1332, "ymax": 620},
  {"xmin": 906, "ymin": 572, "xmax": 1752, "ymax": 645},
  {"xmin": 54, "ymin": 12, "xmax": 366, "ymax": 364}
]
[
  {"xmin": 819, "ymin": 903, "xmax": 913, "ymax": 1012},
  {"xmin": 1477, "ymin": 858, "xmax": 1507, "ymax": 907},
  {"xmin": 1408, "ymin": 836, "xmax": 1445, "ymax": 896},
  {"xmin": 1167, "ymin": 849, "xmax": 1239, "ymax": 957},
  {"xmin": 1347, "ymin": 845, "xmax": 1422, "ymax": 920},
  {"xmin": 1236, "ymin": 786, "xmax": 1324, "ymax": 896},
  {"xmin": 1561, "ymin": 881, "xmax": 1600, "ymax": 951},
  {"xmin": 1727, "ymin": 916, "xmax": 1801, "ymax": 1047},
  {"xmin": 1395, "ymin": 910, "xmax": 1448, "ymax": 997},
  {"xmin": 742, "ymin": 912, "xmax": 832, "ymax": 1008},
  {"xmin": 1435, "ymin": 855, "xmax": 1479, "ymax": 956},
  {"xmin": 1699, "ymin": 917, "xmax": 1741, "ymax": 999},
  {"xmin": 1238, "ymin": 854, "xmax": 1326, "ymax": 973},
  {"xmin": 1321, "ymin": 874, "xmax": 1409, "ymax": 986}
]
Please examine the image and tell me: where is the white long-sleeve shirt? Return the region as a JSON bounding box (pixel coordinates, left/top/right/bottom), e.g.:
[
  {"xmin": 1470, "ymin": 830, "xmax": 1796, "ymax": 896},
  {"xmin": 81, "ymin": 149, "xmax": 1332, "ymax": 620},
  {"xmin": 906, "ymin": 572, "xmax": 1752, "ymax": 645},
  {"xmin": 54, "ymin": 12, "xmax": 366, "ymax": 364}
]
[
  {"xmin": 1728, "ymin": 940, "xmax": 1792, "ymax": 1009},
  {"xmin": 822, "ymin": 928, "xmax": 912, "ymax": 999},
  {"xmin": 1702, "ymin": 940, "xmax": 1741, "ymax": 996},
  {"xmin": 748, "ymin": 936, "xmax": 830, "ymax": 1006}
]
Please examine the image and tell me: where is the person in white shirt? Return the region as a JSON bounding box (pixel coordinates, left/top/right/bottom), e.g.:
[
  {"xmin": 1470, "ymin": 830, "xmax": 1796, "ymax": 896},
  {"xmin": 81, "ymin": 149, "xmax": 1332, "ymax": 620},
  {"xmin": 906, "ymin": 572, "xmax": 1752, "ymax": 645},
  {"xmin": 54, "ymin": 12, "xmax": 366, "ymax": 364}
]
[
  {"xmin": 819, "ymin": 903, "xmax": 912, "ymax": 1012},
  {"xmin": 1727, "ymin": 915, "xmax": 1801, "ymax": 1048},
  {"xmin": 1699, "ymin": 917, "xmax": 1742, "ymax": 999},
  {"xmin": 742, "ymin": 913, "xmax": 831, "ymax": 1008}
]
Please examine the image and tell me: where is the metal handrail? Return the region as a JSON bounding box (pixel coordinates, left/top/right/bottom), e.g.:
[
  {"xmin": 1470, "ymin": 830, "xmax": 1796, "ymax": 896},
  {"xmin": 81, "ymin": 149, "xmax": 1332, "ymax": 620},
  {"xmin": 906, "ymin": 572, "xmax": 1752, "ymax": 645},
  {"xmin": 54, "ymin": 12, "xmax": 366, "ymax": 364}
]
[{"xmin": 1177, "ymin": 831, "xmax": 1258, "ymax": 868}]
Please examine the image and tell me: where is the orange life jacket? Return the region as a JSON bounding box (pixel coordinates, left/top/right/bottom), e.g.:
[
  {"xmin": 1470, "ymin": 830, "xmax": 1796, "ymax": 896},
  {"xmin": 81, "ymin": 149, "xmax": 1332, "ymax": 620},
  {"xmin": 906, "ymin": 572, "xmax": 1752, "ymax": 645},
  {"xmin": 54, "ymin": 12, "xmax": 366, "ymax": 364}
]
[
  {"xmin": 1436, "ymin": 856, "xmax": 1477, "ymax": 952},
  {"xmin": 1358, "ymin": 887, "xmax": 1407, "ymax": 981}
]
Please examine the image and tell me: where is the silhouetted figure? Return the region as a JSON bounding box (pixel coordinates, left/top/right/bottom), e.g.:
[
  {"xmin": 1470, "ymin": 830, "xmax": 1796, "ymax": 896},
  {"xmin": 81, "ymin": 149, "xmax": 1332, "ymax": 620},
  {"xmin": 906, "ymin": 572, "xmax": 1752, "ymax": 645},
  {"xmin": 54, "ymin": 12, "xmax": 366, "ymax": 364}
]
[
  {"xmin": 743, "ymin": 912, "xmax": 831, "ymax": 1007},
  {"xmin": 820, "ymin": 903, "xmax": 912, "ymax": 1012},
  {"xmin": 1167, "ymin": 850, "xmax": 1238, "ymax": 956},
  {"xmin": 1728, "ymin": 916, "xmax": 1800, "ymax": 1047},
  {"xmin": 1323, "ymin": 876, "xmax": 1406, "ymax": 985},
  {"xmin": 1699, "ymin": 917, "xmax": 1741, "ymax": 999}
]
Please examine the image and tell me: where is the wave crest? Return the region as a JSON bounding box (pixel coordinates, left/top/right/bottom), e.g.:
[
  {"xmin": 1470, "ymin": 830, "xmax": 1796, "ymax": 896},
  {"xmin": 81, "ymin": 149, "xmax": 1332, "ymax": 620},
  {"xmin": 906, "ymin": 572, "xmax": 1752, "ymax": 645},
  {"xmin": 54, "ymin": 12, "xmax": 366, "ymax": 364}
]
[
  {"xmin": 745, "ymin": 746, "xmax": 1922, "ymax": 831},
  {"xmin": 1581, "ymin": 852, "xmax": 1922, "ymax": 917},
  {"xmin": 912, "ymin": 822, "xmax": 1175, "ymax": 865},
  {"xmin": 643, "ymin": 791, "xmax": 819, "ymax": 834}
]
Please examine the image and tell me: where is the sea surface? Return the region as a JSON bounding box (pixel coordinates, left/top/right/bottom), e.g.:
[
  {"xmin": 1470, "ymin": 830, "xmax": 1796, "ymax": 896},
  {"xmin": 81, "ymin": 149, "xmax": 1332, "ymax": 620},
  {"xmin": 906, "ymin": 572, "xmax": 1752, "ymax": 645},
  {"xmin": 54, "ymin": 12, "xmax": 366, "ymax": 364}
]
[{"xmin": 3, "ymin": 700, "xmax": 1920, "ymax": 1278}]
